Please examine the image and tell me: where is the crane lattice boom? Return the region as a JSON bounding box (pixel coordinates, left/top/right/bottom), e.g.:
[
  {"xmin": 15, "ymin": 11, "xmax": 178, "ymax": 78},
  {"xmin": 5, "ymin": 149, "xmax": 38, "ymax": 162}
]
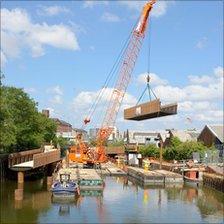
[
  {"xmin": 97, "ymin": 0, "xmax": 156, "ymax": 142},
  {"xmin": 69, "ymin": 0, "xmax": 156, "ymax": 164}
]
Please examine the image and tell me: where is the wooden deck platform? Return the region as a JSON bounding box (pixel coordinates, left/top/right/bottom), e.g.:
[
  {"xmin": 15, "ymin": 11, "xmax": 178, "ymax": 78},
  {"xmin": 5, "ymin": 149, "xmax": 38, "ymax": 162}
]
[{"xmin": 9, "ymin": 149, "xmax": 61, "ymax": 171}]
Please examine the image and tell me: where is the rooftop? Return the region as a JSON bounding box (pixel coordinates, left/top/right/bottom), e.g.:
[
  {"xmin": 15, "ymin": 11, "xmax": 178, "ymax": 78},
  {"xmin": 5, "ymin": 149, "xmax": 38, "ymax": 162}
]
[{"xmin": 207, "ymin": 125, "xmax": 224, "ymax": 143}]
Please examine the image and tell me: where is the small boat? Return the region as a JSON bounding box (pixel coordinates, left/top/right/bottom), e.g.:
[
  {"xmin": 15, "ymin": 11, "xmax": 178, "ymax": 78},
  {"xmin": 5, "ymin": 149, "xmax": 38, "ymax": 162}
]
[
  {"xmin": 183, "ymin": 168, "xmax": 202, "ymax": 186},
  {"xmin": 51, "ymin": 173, "xmax": 80, "ymax": 198}
]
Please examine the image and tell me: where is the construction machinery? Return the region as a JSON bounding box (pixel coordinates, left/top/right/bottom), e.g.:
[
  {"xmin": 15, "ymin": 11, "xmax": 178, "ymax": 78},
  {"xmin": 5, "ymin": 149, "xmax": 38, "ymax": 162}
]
[{"xmin": 69, "ymin": 0, "xmax": 157, "ymax": 166}]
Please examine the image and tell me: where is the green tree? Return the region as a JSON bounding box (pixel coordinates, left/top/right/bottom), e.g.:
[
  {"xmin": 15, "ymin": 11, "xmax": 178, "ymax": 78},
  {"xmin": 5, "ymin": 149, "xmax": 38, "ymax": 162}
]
[
  {"xmin": 139, "ymin": 144, "xmax": 159, "ymax": 158},
  {"xmin": 163, "ymin": 138, "xmax": 212, "ymax": 161},
  {"xmin": 53, "ymin": 136, "xmax": 69, "ymax": 157},
  {"xmin": 0, "ymin": 86, "xmax": 56, "ymax": 153},
  {"xmin": 170, "ymin": 136, "xmax": 182, "ymax": 147}
]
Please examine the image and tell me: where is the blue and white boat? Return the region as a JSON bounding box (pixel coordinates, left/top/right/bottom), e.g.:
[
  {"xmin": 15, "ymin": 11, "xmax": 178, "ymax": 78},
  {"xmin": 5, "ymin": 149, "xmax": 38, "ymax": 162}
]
[{"xmin": 51, "ymin": 173, "xmax": 80, "ymax": 197}]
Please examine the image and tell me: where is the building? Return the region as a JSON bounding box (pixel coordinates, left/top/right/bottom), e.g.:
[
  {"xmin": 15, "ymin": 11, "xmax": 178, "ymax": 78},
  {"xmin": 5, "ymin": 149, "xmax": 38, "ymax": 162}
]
[
  {"xmin": 89, "ymin": 126, "xmax": 121, "ymax": 142},
  {"xmin": 73, "ymin": 128, "xmax": 88, "ymax": 142},
  {"xmin": 198, "ymin": 125, "xmax": 223, "ymax": 156},
  {"xmin": 42, "ymin": 109, "xmax": 73, "ymax": 139},
  {"xmin": 163, "ymin": 129, "xmax": 200, "ymax": 147},
  {"xmin": 124, "ymin": 130, "xmax": 160, "ymax": 147},
  {"xmin": 51, "ymin": 118, "xmax": 74, "ymax": 140},
  {"xmin": 42, "ymin": 109, "xmax": 50, "ymax": 118},
  {"xmin": 105, "ymin": 146, "xmax": 125, "ymax": 158},
  {"xmin": 108, "ymin": 126, "xmax": 121, "ymax": 142},
  {"xmin": 89, "ymin": 128, "xmax": 100, "ymax": 140}
]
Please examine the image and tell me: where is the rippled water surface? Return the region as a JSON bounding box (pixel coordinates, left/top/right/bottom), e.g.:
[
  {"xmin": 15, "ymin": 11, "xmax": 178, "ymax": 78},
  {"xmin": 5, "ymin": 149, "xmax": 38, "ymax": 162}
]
[{"xmin": 1, "ymin": 176, "xmax": 223, "ymax": 223}]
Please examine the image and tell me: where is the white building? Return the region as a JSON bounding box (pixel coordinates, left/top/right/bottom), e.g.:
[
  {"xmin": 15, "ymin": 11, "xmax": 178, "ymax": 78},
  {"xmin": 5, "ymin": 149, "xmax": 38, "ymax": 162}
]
[
  {"xmin": 89, "ymin": 126, "xmax": 121, "ymax": 142},
  {"xmin": 125, "ymin": 130, "xmax": 161, "ymax": 147}
]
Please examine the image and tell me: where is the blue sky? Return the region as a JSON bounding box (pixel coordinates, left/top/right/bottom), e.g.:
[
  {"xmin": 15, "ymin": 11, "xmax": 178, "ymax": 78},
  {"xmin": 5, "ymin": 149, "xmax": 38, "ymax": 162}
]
[{"xmin": 1, "ymin": 0, "xmax": 223, "ymax": 132}]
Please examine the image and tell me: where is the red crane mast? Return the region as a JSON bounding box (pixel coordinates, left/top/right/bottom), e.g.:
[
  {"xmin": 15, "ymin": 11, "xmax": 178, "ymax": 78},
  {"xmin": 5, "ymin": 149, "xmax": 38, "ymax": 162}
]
[
  {"xmin": 96, "ymin": 0, "xmax": 156, "ymax": 162},
  {"xmin": 69, "ymin": 0, "xmax": 156, "ymax": 165}
]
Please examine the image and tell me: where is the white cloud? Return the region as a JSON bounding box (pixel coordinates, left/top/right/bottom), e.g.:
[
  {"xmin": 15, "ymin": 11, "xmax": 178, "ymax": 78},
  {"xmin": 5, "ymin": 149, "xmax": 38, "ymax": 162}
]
[
  {"xmin": 137, "ymin": 72, "xmax": 168, "ymax": 86},
  {"xmin": 72, "ymin": 87, "xmax": 136, "ymax": 126},
  {"xmin": 83, "ymin": 1, "xmax": 109, "ymax": 8},
  {"xmin": 37, "ymin": 5, "xmax": 70, "ymax": 16},
  {"xmin": 68, "ymin": 67, "xmax": 223, "ymax": 129},
  {"xmin": 196, "ymin": 37, "xmax": 208, "ymax": 49},
  {"xmin": 151, "ymin": 1, "xmax": 170, "ymax": 18},
  {"xmin": 101, "ymin": 12, "xmax": 120, "ymax": 22},
  {"xmin": 194, "ymin": 110, "xmax": 223, "ymax": 122},
  {"xmin": 1, "ymin": 31, "xmax": 22, "ymax": 58},
  {"xmin": 214, "ymin": 66, "xmax": 224, "ymax": 78},
  {"xmin": 47, "ymin": 85, "xmax": 63, "ymax": 95},
  {"xmin": 1, "ymin": 8, "xmax": 79, "ymax": 63},
  {"xmin": 68, "ymin": 21, "xmax": 86, "ymax": 35},
  {"xmin": 152, "ymin": 66, "xmax": 223, "ymax": 103},
  {"xmin": 1, "ymin": 51, "xmax": 7, "ymax": 67},
  {"xmin": 24, "ymin": 87, "xmax": 36, "ymax": 94},
  {"xmin": 179, "ymin": 101, "xmax": 210, "ymax": 112},
  {"xmin": 47, "ymin": 85, "xmax": 63, "ymax": 105},
  {"xmin": 73, "ymin": 87, "xmax": 136, "ymax": 109},
  {"xmin": 131, "ymin": 67, "xmax": 223, "ymax": 127},
  {"xmin": 50, "ymin": 95, "xmax": 63, "ymax": 104},
  {"xmin": 118, "ymin": 1, "xmax": 172, "ymax": 18},
  {"xmin": 118, "ymin": 1, "xmax": 145, "ymax": 12},
  {"xmin": 154, "ymin": 85, "xmax": 185, "ymax": 102},
  {"xmin": 188, "ymin": 74, "xmax": 214, "ymax": 84}
]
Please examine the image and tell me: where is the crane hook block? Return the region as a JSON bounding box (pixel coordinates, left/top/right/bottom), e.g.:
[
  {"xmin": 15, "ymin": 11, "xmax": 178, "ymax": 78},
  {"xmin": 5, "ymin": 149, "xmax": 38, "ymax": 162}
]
[{"xmin": 84, "ymin": 118, "xmax": 90, "ymax": 125}]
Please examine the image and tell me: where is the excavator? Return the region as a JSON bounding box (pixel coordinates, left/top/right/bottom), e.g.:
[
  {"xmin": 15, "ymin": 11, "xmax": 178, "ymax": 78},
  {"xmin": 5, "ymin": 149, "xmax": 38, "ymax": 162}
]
[{"xmin": 69, "ymin": 0, "xmax": 157, "ymax": 166}]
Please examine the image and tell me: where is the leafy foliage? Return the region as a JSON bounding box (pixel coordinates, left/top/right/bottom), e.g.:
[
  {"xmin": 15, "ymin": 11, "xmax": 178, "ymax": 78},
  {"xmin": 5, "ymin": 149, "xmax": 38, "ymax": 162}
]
[
  {"xmin": 53, "ymin": 136, "xmax": 69, "ymax": 157},
  {"xmin": 0, "ymin": 86, "xmax": 56, "ymax": 153},
  {"xmin": 139, "ymin": 144, "xmax": 160, "ymax": 158},
  {"xmin": 163, "ymin": 137, "xmax": 212, "ymax": 161}
]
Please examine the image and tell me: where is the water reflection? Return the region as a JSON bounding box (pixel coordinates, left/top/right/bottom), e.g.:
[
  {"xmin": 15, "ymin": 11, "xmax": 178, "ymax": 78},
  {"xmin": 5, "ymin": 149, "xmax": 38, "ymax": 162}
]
[
  {"xmin": 0, "ymin": 176, "xmax": 223, "ymax": 223},
  {"xmin": 59, "ymin": 205, "xmax": 70, "ymax": 216}
]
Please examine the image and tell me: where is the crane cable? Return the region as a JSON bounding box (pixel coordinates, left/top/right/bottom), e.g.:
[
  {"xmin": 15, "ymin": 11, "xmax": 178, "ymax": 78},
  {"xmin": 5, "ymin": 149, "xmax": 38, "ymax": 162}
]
[
  {"xmin": 135, "ymin": 17, "xmax": 157, "ymax": 106},
  {"xmin": 82, "ymin": 17, "xmax": 141, "ymax": 129}
]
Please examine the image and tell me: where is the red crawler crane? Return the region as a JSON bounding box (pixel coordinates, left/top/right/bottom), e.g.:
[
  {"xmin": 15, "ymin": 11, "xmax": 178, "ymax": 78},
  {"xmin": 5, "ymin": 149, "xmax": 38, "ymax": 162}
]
[{"xmin": 69, "ymin": 0, "xmax": 156, "ymax": 165}]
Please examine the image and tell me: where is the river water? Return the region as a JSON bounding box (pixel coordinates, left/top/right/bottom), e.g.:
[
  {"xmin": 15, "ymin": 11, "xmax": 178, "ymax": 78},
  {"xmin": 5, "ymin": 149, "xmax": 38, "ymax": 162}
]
[{"xmin": 0, "ymin": 176, "xmax": 223, "ymax": 223}]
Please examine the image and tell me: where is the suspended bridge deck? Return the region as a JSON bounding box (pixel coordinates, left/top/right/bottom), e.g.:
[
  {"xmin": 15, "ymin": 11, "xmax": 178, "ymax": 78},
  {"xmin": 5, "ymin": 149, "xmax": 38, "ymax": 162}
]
[{"xmin": 124, "ymin": 99, "xmax": 177, "ymax": 121}]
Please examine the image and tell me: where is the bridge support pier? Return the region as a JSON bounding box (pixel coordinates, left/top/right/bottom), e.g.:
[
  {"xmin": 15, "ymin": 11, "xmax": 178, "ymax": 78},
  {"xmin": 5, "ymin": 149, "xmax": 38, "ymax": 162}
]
[
  {"xmin": 18, "ymin": 171, "xmax": 24, "ymax": 184},
  {"xmin": 15, "ymin": 188, "xmax": 23, "ymax": 201}
]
